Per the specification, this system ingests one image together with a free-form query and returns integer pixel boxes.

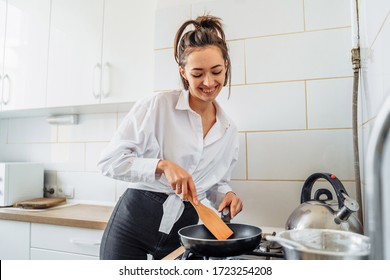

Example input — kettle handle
[314,188,333,201]
[301,173,348,209]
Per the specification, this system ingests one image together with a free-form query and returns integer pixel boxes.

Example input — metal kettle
[286,173,363,234]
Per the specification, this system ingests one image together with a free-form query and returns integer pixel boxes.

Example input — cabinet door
[0,0,6,110]
[31,248,98,260]
[0,220,30,260]
[31,223,103,258]
[1,0,51,111]
[46,0,104,107]
[100,0,156,104]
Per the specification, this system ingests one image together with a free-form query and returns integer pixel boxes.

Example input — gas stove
[174,232,284,260]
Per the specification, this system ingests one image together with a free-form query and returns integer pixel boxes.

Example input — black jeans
[100,188,198,260]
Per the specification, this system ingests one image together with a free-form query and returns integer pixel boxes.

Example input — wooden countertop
[0,204,113,230]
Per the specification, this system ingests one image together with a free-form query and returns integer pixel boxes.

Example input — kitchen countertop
[0,203,283,233]
[0,204,114,230]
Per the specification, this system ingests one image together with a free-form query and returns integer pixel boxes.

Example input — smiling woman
[97,15,242,260]
[174,15,232,96]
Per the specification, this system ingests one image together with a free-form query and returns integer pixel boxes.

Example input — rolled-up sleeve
[98,102,161,183]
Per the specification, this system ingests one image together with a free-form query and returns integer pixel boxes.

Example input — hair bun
[195,15,224,39]
[197,16,217,28]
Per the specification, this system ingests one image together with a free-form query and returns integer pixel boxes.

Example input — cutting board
[15,197,67,209]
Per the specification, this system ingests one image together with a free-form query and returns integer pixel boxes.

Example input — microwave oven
[0,162,44,206]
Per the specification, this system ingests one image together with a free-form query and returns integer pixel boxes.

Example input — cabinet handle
[1,74,10,105]
[102,62,110,98]
[69,238,101,247]
[93,63,102,99]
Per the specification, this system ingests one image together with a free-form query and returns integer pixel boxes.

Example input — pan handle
[221,207,231,223]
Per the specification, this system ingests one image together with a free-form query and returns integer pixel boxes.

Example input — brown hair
[174,15,231,93]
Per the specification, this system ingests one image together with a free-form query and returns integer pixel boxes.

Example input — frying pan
[178,223,262,257]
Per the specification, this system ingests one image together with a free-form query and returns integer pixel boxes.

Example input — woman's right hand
[156,160,198,204]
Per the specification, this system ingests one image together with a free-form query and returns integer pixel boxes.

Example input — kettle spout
[334,193,360,224]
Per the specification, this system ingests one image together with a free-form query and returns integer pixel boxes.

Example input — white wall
[154,0,357,227]
[358,0,390,241]
[359,0,390,163]
[0,0,358,228]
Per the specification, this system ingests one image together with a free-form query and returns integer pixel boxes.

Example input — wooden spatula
[187,193,233,240]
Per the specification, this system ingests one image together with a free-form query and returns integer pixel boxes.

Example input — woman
[98,15,243,260]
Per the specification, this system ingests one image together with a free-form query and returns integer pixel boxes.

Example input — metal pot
[286,173,363,233]
[267,229,370,260]
[178,223,262,257]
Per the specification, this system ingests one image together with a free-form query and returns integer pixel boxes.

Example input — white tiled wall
[358,0,390,216]
[0,0,360,228]
[153,0,355,227]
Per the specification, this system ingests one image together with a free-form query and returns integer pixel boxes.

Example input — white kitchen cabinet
[46,0,104,107]
[30,223,103,260]
[31,247,98,260]
[0,219,30,260]
[0,0,50,111]
[100,0,155,103]
[0,0,6,111]
[46,0,156,108]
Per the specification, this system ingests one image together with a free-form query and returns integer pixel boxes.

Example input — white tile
[2,143,85,171]
[228,40,245,85]
[154,49,181,91]
[246,28,352,83]
[157,0,210,9]
[360,58,384,123]
[307,78,353,129]
[231,133,246,180]
[362,119,374,161]
[304,0,350,31]
[58,113,117,142]
[48,143,85,171]
[360,15,390,122]
[0,143,43,162]
[57,172,116,204]
[0,144,6,161]
[217,82,306,131]
[0,119,7,144]
[7,117,57,143]
[229,181,302,228]
[86,142,108,172]
[247,129,355,180]
[154,4,191,49]
[229,179,358,228]
[359,0,390,48]
[192,0,304,40]
[362,120,374,184]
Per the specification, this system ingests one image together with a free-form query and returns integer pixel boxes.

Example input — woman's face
[180,46,227,104]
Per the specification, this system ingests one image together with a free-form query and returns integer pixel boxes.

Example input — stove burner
[176,232,285,260]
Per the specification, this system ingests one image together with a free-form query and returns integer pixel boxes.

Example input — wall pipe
[350,0,363,226]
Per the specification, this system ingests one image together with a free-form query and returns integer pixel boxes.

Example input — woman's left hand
[218,192,243,218]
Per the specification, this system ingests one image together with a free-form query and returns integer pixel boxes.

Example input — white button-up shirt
[98,90,239,234]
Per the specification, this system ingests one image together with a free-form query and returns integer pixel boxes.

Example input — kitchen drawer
[31,248,98,260]
[31,223,103,257]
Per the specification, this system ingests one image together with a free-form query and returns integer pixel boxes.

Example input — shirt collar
[175,90,231,129]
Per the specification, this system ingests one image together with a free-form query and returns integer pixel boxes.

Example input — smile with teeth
[201,86,218,94]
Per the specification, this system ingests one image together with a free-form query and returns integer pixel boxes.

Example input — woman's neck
[189,94,217,138]
[189,95,215,117]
